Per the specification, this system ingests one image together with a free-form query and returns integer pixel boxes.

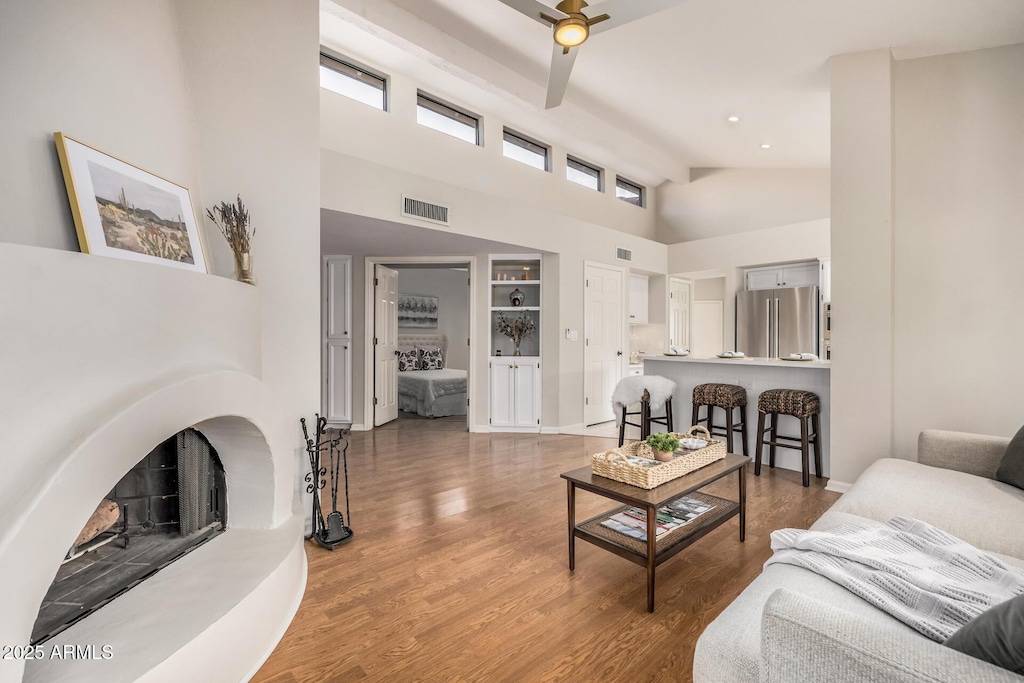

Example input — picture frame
[398,294,439,329]
[54,132,208,273]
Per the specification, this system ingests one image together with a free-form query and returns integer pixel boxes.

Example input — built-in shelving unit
[489,254,542,432]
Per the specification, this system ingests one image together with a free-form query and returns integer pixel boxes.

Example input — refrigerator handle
[774,298,780,358]
[765,299,771,357]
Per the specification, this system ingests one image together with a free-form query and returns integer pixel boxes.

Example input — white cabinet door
[325,257,351,338]
[490,359,516,428]
[628,274,649,325]
[325,340,351,423]
[512,359,540,428]
[779,263,819,289]
[746,269,780,291]
[322,256,352,426]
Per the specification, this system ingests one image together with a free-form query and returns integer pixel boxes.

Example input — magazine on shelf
[600,496,715,541]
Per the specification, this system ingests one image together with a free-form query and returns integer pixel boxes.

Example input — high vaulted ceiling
[324,0,1023,184]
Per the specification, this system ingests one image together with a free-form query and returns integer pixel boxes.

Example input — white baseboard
[825,480,852,494]
[540,426,560,435]
[349,423,369,432]
[558,423,587,435]
[470,424,490,433]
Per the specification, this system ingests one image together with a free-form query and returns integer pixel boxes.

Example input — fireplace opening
[31,428,227,644]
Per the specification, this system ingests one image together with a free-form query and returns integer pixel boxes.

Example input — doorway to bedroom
[371,259,474,432]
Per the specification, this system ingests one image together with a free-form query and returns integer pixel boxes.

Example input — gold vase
[234,251,255,285]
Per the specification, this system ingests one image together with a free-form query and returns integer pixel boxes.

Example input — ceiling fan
[498,0,684,108]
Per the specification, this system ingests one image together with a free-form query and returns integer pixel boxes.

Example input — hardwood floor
[254,429,839,683]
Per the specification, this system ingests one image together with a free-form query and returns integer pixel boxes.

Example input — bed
[397,333,467,418]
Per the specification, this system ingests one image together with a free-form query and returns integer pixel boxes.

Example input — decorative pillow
[397,348,420,372]
[995,424,1024,490]
[420,346,444,370]
[943,593,1024,674]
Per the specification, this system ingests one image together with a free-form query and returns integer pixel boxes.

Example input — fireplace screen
[31,428,227,644]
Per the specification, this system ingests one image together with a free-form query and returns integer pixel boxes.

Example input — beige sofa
[693,430,1024,682]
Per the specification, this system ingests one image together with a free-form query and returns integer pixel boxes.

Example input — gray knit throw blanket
[765,517,1024,641]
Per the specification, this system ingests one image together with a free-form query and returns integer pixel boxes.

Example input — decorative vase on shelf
[509,288,525,307]
[513,339,522,357]
[234,251,255,285]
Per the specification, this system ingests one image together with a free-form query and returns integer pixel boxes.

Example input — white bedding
[397,368,467,417]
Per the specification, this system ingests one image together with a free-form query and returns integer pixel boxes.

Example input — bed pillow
[397,348,420,372]
[420,346,444,370]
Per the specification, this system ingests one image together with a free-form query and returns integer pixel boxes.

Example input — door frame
[582,260,629,426]
[363,255,478,431]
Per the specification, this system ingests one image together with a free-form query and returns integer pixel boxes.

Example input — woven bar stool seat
[755,389,822,487]
[693,383,748,409]
[757,389,820,418]
[691,383,748,456]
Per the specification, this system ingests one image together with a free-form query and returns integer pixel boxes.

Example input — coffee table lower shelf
[576,491,739,564]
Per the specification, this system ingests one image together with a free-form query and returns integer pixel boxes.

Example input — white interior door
[692,300,724,357]
[584,263,624,425]
[669,278,690,351]
[374,265,399,426]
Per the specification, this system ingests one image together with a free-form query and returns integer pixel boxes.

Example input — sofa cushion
[945,594,1024,675]
[995,425,1024,491]
[830,458,1024,560]
[693,511,919,683]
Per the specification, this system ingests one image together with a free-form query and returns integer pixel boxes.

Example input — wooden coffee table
[561,453,749,612]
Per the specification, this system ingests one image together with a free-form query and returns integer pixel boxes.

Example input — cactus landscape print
[88,162,194,263]
[54,133,207,273]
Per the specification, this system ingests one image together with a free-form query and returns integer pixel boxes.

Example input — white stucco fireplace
[0,243,306,683]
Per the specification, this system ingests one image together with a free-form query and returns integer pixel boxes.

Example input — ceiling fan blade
[495,0,567,27]
[587,0,685,35]
[545,42,579,109]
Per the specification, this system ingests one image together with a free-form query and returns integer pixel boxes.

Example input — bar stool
[691,383,749,456]
[754,389,822,487]
[612,375,676,447]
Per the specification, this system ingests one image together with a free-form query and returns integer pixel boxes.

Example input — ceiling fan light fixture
[554,17,589,48]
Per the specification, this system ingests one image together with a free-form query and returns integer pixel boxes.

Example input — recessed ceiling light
[760,143,772,149]
[727,116,740,122]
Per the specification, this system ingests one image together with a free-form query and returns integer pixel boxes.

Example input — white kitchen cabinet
[745,262,820,290]
[628,364,644,377]
[322,256,352,425]
[629,273,649,325]
[489,358,540,429]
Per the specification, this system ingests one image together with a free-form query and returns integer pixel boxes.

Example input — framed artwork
[398,294,439,328]
[54,132,208,273]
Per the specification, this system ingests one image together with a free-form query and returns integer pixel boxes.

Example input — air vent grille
[402,195,449,225]
[616,247,633,262]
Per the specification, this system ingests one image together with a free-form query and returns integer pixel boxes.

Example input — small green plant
[645,433,680,453]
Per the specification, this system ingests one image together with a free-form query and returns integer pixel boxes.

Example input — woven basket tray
[592,426,726,489]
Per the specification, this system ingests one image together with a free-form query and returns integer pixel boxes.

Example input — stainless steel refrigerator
[736,286,818,358]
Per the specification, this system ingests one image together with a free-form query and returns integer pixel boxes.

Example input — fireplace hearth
[31,429,226,644]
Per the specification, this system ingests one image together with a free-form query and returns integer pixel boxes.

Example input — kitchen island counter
[642,355,831,480]
[639,354,829,369]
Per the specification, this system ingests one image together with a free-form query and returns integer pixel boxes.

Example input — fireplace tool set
[301,415,353,549]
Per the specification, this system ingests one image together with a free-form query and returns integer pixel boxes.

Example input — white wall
[0,0,205,252]
[175,0,322,443]
[668,219,831,350]
[394,266,471,370]
[694,277,726,301]
[891,44,1024,460]
[657,168,830,243]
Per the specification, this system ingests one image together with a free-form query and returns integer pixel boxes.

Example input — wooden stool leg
[618,404,627,447]
[725,405,735,454]
[666,398,674,433]
[800,416,810,487]
[812,412,823,478]
[739,405,750,457]
[768,413,778,469]
[641,400,651,440]
[691,402,699,429]
[754,411,766,476]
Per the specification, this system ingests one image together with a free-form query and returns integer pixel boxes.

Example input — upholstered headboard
[398,333,448,363]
